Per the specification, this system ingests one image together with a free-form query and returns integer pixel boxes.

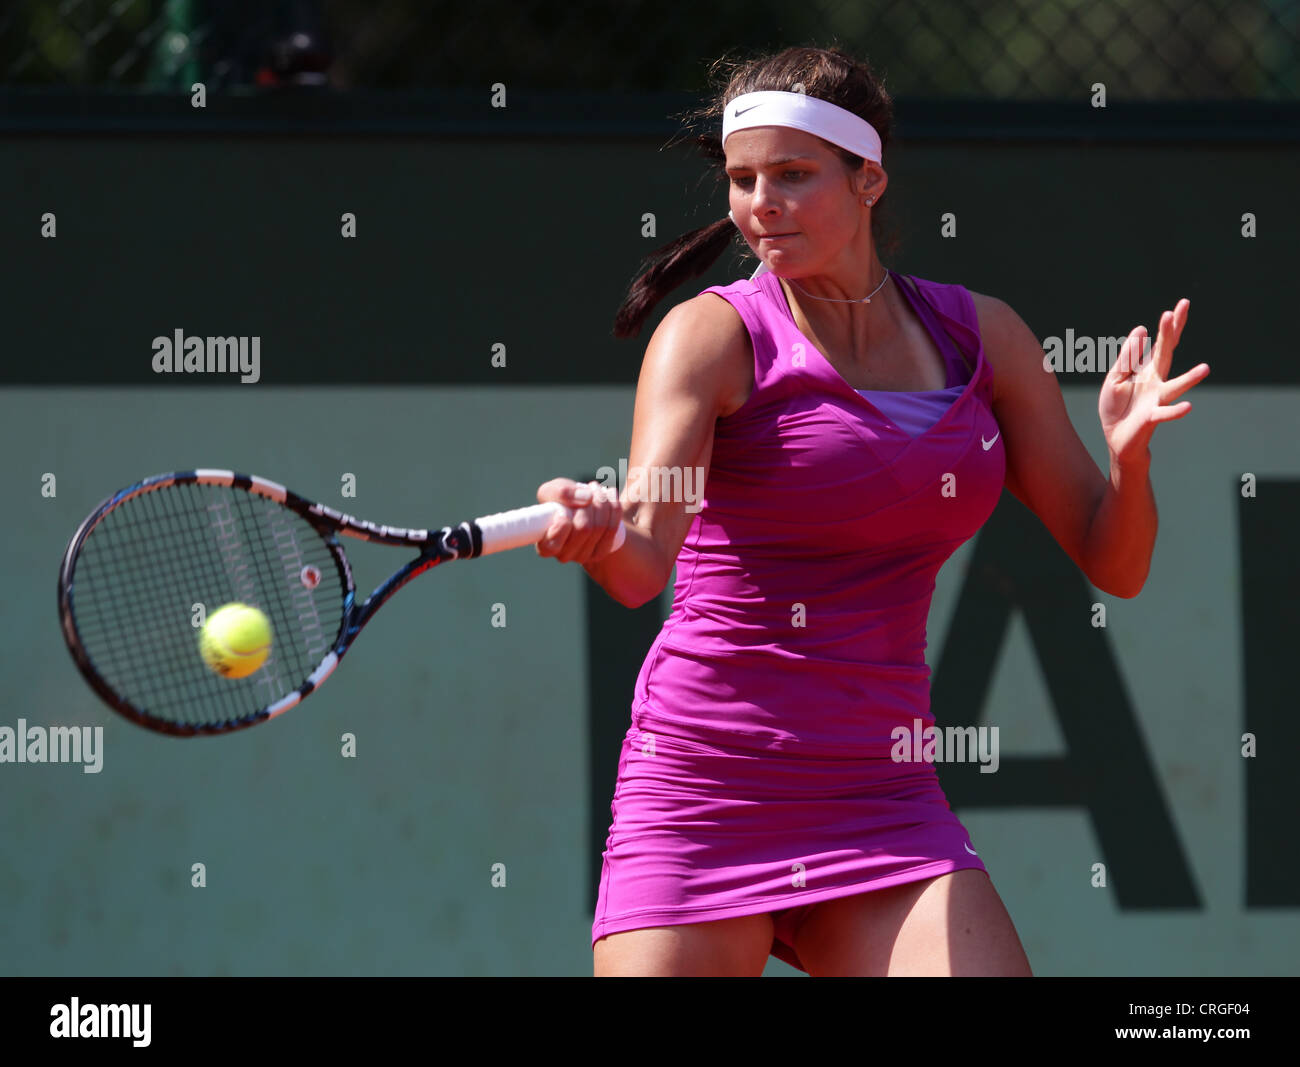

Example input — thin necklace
[787,269,891,304]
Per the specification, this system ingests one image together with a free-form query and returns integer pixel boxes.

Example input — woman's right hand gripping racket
[57,469,624,737]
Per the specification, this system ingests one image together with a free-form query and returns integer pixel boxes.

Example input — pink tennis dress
[591,268,1007,972]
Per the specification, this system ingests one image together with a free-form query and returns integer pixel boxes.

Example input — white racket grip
[474,501,627,556]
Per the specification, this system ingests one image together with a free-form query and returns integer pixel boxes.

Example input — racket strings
[68,483,346,729]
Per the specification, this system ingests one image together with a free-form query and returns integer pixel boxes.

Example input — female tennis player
[536,45,1207,977]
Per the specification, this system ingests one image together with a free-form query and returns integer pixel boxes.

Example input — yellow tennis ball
[199,603,272,679]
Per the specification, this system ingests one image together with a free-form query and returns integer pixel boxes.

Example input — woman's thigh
[793,869,1033,977]
[594,912,776,977]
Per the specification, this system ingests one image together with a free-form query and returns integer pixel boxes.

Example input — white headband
[721,90,882,163]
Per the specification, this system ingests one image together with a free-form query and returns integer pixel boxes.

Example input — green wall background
[3,384,1296,976]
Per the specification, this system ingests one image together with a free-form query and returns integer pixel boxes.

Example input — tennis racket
[57,469,624,737]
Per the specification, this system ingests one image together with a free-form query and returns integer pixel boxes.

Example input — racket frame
[58,469,539,736]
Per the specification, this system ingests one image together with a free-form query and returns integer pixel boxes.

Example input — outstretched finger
[1161,361,1210,403]
[1149,400,1193,424]
[1155,300,1191,374]
[1113,326,1148,378]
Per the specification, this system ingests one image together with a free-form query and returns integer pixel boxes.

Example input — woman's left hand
[1099,299,1208,465]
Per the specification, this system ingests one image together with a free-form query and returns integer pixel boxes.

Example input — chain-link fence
[2,0,1298,98]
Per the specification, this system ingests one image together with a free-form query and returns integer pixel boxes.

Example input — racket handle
[475,501,627,556]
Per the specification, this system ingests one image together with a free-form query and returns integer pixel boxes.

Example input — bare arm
[536,294,751,608]
[974,290,1202,598]
[972,292,1109,582]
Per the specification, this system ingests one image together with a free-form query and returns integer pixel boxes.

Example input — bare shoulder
[966,290,1042,406]
[644,292,753,418]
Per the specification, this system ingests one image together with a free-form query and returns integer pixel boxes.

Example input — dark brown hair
[612,44,899,339]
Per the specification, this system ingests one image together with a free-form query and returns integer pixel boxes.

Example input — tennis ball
[199,602,272,679]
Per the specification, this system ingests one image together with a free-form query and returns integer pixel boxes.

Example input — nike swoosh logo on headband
[734,103,764,116]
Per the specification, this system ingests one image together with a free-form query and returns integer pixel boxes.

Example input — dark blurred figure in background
[203,0,332,89]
